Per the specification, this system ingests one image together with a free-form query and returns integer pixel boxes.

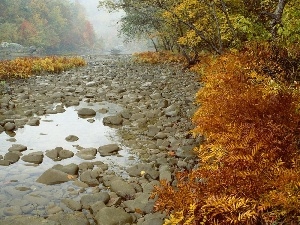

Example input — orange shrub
[153,44,300,224]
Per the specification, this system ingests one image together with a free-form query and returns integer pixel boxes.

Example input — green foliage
[0,0,96,52]
[0,56,86,79]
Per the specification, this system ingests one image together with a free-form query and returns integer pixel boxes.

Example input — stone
[4,122,15,131]
[76,147,97,160]
[47,212,89,225]
[95,207,133,225]
[103,115,123,126]
[4,152,20,163]
[61,199,82,211]
[123,192,155,214]
[27,118,40,126]
[3,206,22,216]
[80,192,110,209]
[127,163,159,180]
[8,144,27,152]
[36,168,70,185]
[21,151,44,164]
[90,201,106,214]
[80,170,100,186]
[110,179,136,198]
[52,163,79,175]
[0,215,58,225]
[98,144,120,156]
[77,108,96,117]
[65,135,79,142]
[0,159,10,166]
[58,149,74,159]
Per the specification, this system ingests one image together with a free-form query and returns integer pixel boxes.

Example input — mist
[74,0,152,54]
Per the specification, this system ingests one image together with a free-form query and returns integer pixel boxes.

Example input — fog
[75,0,152,54]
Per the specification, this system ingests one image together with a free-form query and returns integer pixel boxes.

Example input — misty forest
[0,0,300,225]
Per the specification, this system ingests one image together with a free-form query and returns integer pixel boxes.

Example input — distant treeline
[0,0,96,53]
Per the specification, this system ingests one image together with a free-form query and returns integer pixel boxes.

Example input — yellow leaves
[133,51,185,64]
[0,56,86,79]
[178,30,201,47]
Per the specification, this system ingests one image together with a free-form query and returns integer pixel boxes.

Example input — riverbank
[0,55,200,225]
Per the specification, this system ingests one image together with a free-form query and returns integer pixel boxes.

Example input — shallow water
[0,101,138,218]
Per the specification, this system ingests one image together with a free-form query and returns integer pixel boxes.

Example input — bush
[152,43,300,224]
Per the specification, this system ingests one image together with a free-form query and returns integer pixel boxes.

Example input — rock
[127,163,159,180]
[46,147,74,161]
[80,192,110,209]
[110,179,136,198]
[4,152,20,163]
[21,151,44,164]
[94,207,133,225]
[80,170,100,187]
[47,205,63,215]
[27,118,40,126]
[4,122,15,131]
[76,148,97,160]
[65,135,79,142]
[3,206,22,216]
[159,165,172,183]
[140,213,165,225]
[0,159,10,166]
[52,163,79,175]
[98,144,120,156]
[47,212,89,225]
[103,115,123,126]
[36,168,70,185]
[164,104,179,117]
[0,215,58,225]
[77,108,96,117]
[154,132,168,139]
[58,149,74,159]
[8,144,27,152]
[90,201,106,214]
[124,192,155,214]
[61,199,82,211]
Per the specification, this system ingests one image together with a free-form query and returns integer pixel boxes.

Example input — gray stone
[123,192,155,214]
[110,179,136,198]
[103,115,123,126]
[52,163,79,175]
[98,144,120,156]
[4,152,20,163]
[0,215,58,225]
[58,149,74,159]
[4,122,15,131]
[0,159,10,166]
[127,163,159,180]
[27,118,40,126]
[76,147,97,160]
[47,212,89,225]
[21,151,44,164]
[95,207,133,225]
[61,199,82,211]
[80,170,100,187]
[36,168,70,185]
[77,108,96,117]
[8,144,27,152]
[80,192,110,209]
[65,135,79,142]
[90,201,106,214]
[3,206,22,216]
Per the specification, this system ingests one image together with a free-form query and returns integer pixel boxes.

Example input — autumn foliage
[152,43,300,224]
[133,51,185,64]
[0,56,86,79]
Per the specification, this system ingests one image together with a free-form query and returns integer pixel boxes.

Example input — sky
[74,0,152,54]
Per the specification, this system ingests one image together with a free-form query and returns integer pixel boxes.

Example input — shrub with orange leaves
[133,51,186,64]
[0,56,86,79]
[152,43,300,224]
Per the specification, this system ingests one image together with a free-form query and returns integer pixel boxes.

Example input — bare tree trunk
[271,0,289,39]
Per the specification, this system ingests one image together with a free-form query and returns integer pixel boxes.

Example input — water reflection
[0,101,138,218]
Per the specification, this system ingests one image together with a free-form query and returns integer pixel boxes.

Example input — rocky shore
[0,55,201,225]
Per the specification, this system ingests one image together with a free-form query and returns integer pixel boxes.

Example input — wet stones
[8,144,27,152]
[65,135,79,142]
[103,115,123,126]
[98,144,120,156]
[21,151,44,164]
[76,147,97,160]
[94,207,133,225]
[77,108,96,117]
[36,168,72,185]
[45,147,74,161]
